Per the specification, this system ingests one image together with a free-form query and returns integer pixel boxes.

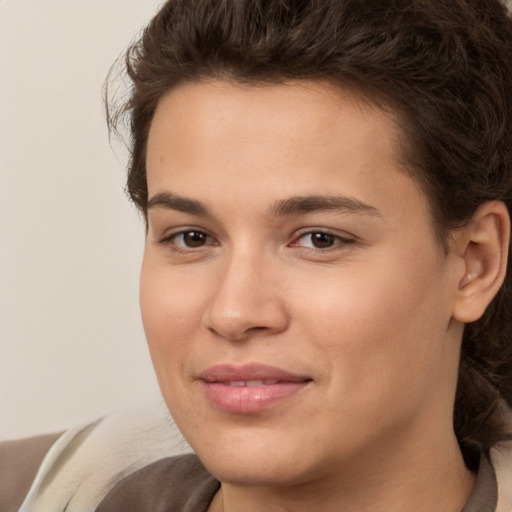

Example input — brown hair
[107,0,512,455]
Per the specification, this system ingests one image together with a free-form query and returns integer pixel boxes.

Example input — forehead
[148,80,398,153]
[148,81,402,179]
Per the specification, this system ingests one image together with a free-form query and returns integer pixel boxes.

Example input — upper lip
[199,363,312,383]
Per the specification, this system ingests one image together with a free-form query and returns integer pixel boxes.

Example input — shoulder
[14,403,194,512]
[0,432,63,512]
[490,440,512,512]
[95,453,219,512]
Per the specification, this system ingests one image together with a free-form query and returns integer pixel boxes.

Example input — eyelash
[158,230,217,251]
[157,229,355,252]
[289,230,355,251]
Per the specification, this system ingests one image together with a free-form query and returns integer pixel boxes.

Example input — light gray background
[0,0,164,439]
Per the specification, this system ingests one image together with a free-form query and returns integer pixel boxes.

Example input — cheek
[304,251,452,411]
[139,257,206,381]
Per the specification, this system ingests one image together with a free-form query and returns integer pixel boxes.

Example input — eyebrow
[269,195,381,218]
[146,192,380,219]
[147,192,210,216]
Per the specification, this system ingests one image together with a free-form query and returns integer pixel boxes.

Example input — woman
[5,0,512,510]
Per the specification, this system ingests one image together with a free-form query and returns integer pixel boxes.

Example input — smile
[199,364,312,414]
[227,380,280,386]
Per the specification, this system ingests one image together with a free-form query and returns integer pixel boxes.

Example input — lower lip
[202,381,310,414]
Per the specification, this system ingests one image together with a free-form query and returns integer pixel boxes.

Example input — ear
[453,201,510,323]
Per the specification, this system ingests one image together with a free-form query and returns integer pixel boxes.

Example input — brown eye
[309,232,337,249]
[290,230,355,251]
[158,229,218,252]
[181,231,209,247]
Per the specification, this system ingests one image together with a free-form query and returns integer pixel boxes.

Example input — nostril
[207,323,277,342]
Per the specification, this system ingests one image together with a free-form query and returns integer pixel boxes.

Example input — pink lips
[199,364,312,414]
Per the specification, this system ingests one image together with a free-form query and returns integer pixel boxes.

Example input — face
[141,81,464,487]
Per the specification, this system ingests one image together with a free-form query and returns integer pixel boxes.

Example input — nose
[202,252,289,342]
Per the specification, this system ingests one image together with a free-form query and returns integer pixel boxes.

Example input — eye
[160,230,215,249]
[290,231,354,250]
[179,231,209,247]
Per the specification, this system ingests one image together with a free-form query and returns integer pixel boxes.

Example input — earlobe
[453,201,510,323]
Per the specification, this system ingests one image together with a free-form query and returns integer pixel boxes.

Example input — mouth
[199,363,313,414]
[221,379,288,386]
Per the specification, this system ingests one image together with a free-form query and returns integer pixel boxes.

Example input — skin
[140,80,503,511]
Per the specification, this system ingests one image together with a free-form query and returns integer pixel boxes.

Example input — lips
[199,364,312,414]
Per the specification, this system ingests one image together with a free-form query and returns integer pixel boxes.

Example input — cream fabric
[491,441,512,512]
[18,402,192,512]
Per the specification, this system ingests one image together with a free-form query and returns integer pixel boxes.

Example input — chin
[187,426,328,487]
[203,453,314,487]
